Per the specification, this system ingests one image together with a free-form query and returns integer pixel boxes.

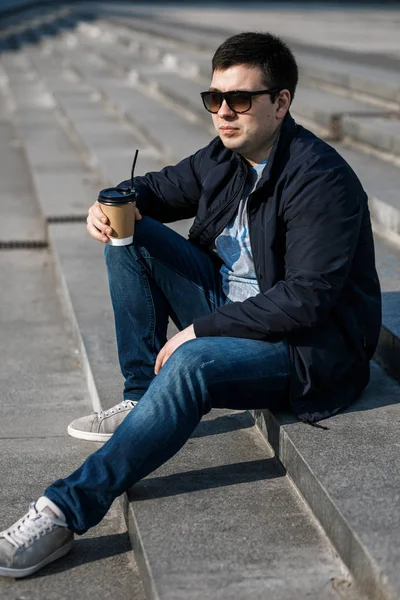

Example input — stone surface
[54,40,213,162]
[1,52,101,219]
[252,361,400,600]
[0,119,46,245]
[330,142,400,244]
[124,410,357,600]
[0,249,145,598]
[374,234,400,380]
[48,222,124,412]
[343,115,400,155]
[292,87,390,135]
[297,52,400,105]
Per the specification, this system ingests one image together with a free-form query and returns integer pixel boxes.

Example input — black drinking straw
[130,149,139,189]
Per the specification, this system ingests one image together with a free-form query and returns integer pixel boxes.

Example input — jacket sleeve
[117,150,204,223]
[193,166,364,340]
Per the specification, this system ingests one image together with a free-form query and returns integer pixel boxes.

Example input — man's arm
[193,166,364,340]
[118,150,204,223]
[87,143,213,242]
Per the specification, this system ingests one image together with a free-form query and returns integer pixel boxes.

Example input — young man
[0,32,381,577]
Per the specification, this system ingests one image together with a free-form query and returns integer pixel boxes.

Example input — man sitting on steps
[0,31,381,578]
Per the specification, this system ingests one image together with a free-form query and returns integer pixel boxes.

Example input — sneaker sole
[67,425,112,442]
[0,539,73,578]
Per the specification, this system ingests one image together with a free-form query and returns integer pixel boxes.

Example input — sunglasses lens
[226,92,251,113]
[202,92,221,113]
[201,91,252,113]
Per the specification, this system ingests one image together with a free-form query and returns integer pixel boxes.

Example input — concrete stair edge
[250,404,398,600]
[121,494,160,600]
[47,223,103,413]
[376,324,400,385]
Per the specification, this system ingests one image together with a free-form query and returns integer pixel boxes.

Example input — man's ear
[276,89,291,119]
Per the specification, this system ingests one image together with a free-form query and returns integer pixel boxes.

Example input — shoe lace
[98,399,137,420]
[1,503,66,549]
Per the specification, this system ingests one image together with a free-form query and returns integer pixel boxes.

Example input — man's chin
[219,135,244,151]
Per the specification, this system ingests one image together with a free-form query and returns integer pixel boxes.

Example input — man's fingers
[86,220,109,243]
[135,207,142,220]
[91,201,108,222]
[155,346,168,375]
[89,203,110,232]
[161,353,170,369]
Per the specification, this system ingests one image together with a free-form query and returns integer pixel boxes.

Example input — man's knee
[167,339,216,375]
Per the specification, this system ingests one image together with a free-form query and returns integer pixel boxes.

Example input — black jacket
[121,113,382,421]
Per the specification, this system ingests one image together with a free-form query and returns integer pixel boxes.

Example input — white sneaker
[0,497,73,578]
[67,399,138,442]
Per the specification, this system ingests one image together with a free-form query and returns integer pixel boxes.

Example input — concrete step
[124,409,362,600]
[0,248,145,599]
[252,360,400,600]
[89,9,400,109]
[25,46,162,184]
[53,43,213,163]
[0,71,46,247]
[0,51,99,221]
[342,115,400,159]
[291,87,395,140]
[93,17,400,111]
[296,52,400,109]
[18,29,211,164]
[83,17,212,80]
[331,142,400,248]
[5,16,212,160]
[373,234,400,384]
[97,11,223,54]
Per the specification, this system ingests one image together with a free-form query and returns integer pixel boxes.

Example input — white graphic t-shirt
[215,160,267,302]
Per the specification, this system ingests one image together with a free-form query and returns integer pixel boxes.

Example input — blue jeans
[45,217,290,534]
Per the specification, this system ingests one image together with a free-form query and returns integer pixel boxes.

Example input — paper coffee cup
[98,186,137,246]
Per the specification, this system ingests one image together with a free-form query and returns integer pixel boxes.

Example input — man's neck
[242,124,281,166]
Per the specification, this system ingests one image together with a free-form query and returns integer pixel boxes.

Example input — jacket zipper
[246,187,263,292]
[190,163,248,242]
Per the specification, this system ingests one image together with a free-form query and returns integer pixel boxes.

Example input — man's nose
[217,99,236,118]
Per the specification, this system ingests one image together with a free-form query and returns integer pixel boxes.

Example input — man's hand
[86,200,142,243]
[155,325,196,374]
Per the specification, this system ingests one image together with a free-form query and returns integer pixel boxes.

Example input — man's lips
[220,126,240,134]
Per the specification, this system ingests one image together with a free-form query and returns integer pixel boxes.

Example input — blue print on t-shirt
[215,160,267,302]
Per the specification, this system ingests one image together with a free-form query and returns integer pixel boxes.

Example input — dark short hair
[212,32,298,103]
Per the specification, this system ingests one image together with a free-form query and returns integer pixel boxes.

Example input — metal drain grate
[0,240,48,250]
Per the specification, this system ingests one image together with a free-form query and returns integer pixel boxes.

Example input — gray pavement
[0,250,145,599]
[0,79,46,245]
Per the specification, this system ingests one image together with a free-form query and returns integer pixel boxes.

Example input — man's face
[209,64,287,163]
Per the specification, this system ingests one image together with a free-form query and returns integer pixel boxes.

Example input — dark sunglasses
[200,89,280,114]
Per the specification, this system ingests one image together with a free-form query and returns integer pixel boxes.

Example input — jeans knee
[168,339,215,376]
